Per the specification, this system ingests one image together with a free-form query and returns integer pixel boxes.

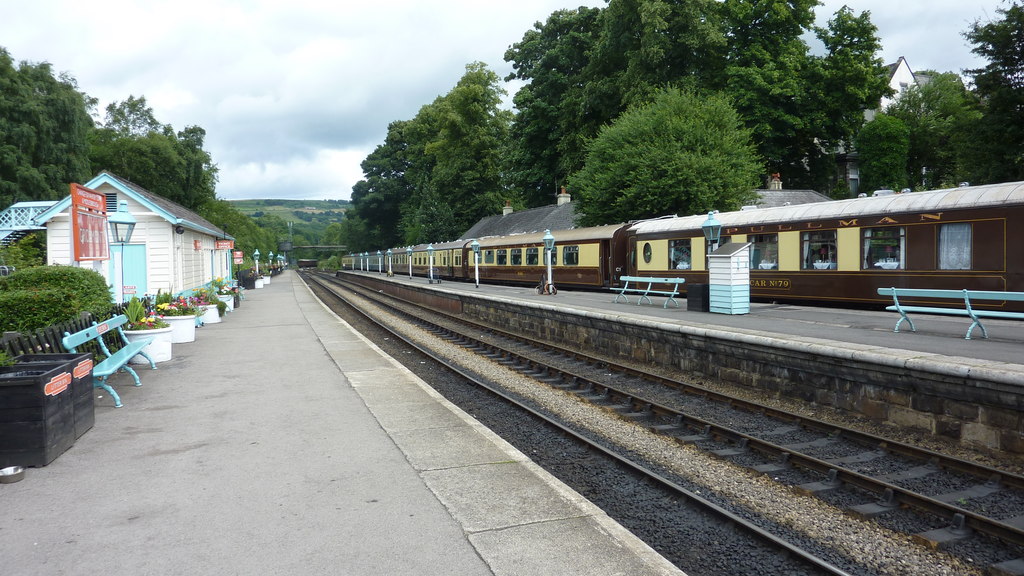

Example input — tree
[504,7,603,206]
[89,96,218,211]
[856,114,910,193]
[886,72,982,189]
[0,48,94,206]
[964,1,1024,183]
[569,88,760,227]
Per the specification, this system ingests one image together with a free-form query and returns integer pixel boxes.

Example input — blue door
[109,244,147,302]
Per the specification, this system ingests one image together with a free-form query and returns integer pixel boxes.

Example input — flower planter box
[199,304,221,324]
[124,326,173,364]
[218,294,234,312]
[163,315,197,343]
[12,354,94,440]
[0,361,78,467]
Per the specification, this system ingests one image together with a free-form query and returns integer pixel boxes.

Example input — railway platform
[367,271,1024,370]
[0,271,683,576]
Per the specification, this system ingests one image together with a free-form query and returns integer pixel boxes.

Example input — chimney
[769,173,782,190]
[503,200,513,216]
[556,186,571,206]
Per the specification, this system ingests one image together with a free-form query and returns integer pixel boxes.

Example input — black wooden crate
[14,354,95,439]
[0,361,77,468]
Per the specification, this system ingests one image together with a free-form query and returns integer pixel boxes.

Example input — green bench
[62,314,157,408]
[877,287,1024,340]
[613,276,686,309]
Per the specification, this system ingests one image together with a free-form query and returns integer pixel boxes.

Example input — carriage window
[802,231,837,270]
[939,223,972,270]
[511,248,522,266]
[485,250,494,264]
[862,227,904,270]
[454,253,461,266]
[750,234,778,269]
[642,242,653,264]
[669,239,691,270]
[526,247,539,266]
[562,245,579,266]
[496,249,507,265]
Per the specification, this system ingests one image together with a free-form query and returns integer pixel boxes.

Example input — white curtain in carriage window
[938,222,972,270]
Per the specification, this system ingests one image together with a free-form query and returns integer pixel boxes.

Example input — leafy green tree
[504,7,603,205]
[0,48,94,206]
[89,96,217,211]
[886,72,982,189]
[346,120,415,251]
[569,88,760,226]
[964,1,1024,183]
[856,114,910,192]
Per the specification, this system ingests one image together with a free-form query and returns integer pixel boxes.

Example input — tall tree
[0,48,94,206]
[89,96,217,211]
[569,88,760,226]
[856,114,910,193]
[886,71,982,189]
[964,0,1024,183]
[504,7,602,206]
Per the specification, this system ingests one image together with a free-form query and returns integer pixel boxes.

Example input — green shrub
[0,266,113,332]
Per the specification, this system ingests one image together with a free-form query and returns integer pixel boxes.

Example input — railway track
[304,271,1019,574]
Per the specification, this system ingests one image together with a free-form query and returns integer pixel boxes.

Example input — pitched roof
[462,202,577,239]
[33,171,231,239]
[751,189,833,208]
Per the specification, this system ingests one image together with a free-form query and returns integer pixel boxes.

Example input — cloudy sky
[0,0,1008,201]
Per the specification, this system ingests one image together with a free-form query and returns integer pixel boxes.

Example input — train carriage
[627,181,1024,309]
[471,224,629,289]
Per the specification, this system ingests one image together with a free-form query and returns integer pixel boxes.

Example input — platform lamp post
[386,249,393,276]
[701,211,722,269]
[426,244,435,283]
[406,247,413,278]
[377,250,383,274]
[268,251,274,274]
[543,229,555,295]
[471,239,480,288]
[253,248,260,276]
[108,201,136,303]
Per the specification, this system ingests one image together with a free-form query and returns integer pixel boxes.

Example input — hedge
[0,266,113,333]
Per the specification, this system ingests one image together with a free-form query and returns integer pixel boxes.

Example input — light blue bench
[613,276,686,308]
[878,287,1024,340]
[62,314,157,407]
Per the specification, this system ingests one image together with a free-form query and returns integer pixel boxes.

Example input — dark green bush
[0,266,113,332]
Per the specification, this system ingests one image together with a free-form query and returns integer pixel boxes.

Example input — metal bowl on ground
[0,466,25,483]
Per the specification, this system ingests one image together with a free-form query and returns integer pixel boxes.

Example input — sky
[0,0,1010,202]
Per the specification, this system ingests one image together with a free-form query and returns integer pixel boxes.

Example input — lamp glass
[701,212,722,243]
[543,229,554,251]
[471,239,480,254]
[108,201,136,244]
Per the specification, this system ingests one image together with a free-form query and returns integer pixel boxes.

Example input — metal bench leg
[613,292,630,304]
[120,365,144,387]
[894,314,915,333]
[136,350,158,370]
[94,377,123,408]
[965,319,988,340]
[663,296,679,309]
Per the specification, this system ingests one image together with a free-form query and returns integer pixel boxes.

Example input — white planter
[254,278,264,289]
[218,294,234,312]
[200,304,221,324]
[164,315,197,343]
[124,326,173,364]
[262,275,271,285]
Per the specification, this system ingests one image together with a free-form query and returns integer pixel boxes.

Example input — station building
[34,171,234,301]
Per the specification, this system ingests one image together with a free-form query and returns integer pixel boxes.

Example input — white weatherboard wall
[708,242,751,315]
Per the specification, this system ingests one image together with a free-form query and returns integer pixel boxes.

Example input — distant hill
[230,199,349,225]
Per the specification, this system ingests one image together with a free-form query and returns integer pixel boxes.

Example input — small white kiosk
[708,242,752,315]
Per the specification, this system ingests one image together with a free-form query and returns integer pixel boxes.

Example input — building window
[669,239,691,270]
[862,227,904,270]
[496,249,507,266]
[562,245,579,266]
[526,247,539,266]
[750,234,778,269]
[511,248,522,266]
[802,230,836,270]
[938,223,971,270]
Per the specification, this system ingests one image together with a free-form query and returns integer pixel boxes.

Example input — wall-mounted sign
[216,240,234,250]
[193,240,202,251]
[70,183,108,261]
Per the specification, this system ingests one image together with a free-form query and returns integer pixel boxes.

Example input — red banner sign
[216,240,234,250]
[70,183,108,261]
